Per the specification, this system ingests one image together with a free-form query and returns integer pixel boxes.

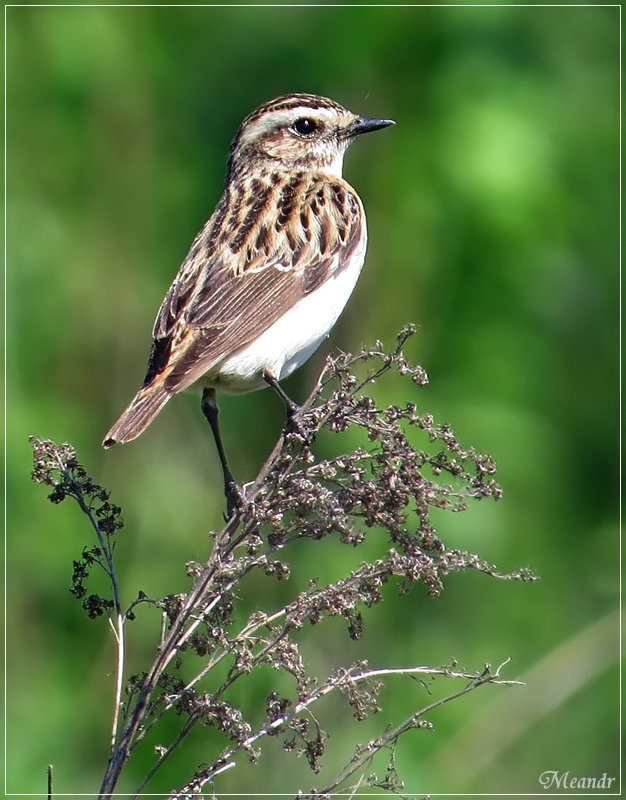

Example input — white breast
[210,230,368,394]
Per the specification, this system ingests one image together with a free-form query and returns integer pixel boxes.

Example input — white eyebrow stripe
[237,106,346,150]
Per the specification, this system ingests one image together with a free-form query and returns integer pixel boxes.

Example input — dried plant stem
[173,660,522,797]
[30,328,535,798]
[108,611,125,748]
[44,448,127,750]
[304,665,515,799]
[131,716,198,798]
[98,552,231,795]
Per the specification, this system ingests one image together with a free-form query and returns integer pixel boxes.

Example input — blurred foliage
[6,5,619,798]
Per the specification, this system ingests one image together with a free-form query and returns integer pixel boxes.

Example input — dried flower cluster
[30,326,535,798]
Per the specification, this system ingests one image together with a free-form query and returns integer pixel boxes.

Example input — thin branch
[171,660,521,796]
[48,449,127,751]
[303,660,520,799]
[131,715,199,798]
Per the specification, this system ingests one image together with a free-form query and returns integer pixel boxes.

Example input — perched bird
[104,92,394,514]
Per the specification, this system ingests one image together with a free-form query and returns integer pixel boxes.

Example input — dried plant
[30,326,536,798]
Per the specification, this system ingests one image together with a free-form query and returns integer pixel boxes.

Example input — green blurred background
[6,5,619,797]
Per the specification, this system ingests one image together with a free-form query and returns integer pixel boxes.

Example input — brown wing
[146,171,365,394]
[103,171,364,447]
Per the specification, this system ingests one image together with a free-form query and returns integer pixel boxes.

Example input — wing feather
[144,171,364,394]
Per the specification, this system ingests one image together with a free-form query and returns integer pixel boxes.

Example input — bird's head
[227,93,394,179]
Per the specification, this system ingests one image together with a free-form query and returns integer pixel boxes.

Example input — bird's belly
[210,243,366,394]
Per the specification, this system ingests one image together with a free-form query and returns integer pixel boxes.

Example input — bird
[103,92,394,515]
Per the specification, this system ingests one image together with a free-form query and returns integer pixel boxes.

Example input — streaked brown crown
[240,93,347,125]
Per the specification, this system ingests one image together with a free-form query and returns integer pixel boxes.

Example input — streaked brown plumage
[103,93,393,512]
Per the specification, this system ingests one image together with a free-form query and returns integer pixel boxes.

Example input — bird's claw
[224,480,245,521]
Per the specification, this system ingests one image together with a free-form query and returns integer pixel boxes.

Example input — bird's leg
[263,371,311,442]
[263,371,299,418]
[201,387,243,517]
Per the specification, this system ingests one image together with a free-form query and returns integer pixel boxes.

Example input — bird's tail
[103,382,172,447]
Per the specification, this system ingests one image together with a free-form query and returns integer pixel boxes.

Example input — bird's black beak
[348,116,395,137]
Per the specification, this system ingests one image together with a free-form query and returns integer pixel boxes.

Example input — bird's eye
[293,117,318,136]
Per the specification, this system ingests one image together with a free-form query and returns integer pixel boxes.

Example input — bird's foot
[224,479,245,521]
